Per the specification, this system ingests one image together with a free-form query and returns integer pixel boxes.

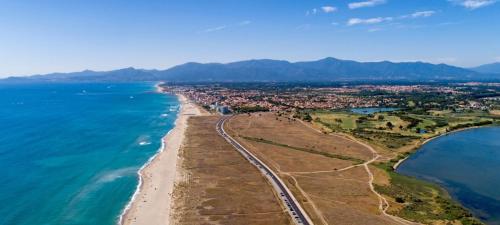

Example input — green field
[375,163,483,225]
[311,109,497,150]
[312,111,358,130]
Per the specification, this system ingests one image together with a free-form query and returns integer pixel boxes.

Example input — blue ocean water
[397,127,500,224]
[0,83,178,225]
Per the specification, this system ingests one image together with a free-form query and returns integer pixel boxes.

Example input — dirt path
[287,174,330,225]
[298,120,419,225]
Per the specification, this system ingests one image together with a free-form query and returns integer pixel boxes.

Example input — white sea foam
[136,135,151,146]
[70,167,138,206]
[118,93,183,225]
[97,167,137,184]
[169,105,179,112]
[118,131,169,225]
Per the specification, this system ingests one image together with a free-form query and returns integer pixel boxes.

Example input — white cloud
[331,22,340,26]
[203,25,227,33]
[399,10,436,19]
[201,21,250,33]
[449,0,497,9]
[410,10,436,18]
[239,20,251,26]
[348,0,386,9]
[295,24,312,31]
[321,6,338,13]
[437,21,460,26]
[347,17,393,26]
[495,56,500,62]
[345,10,436,31]
[307,7,336,16]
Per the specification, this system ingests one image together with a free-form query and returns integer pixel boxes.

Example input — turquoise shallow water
[397,127,500,224]
[0,83,178,225]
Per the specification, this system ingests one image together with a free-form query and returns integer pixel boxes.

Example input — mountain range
[470,62,500,74]
[2,57,499,83]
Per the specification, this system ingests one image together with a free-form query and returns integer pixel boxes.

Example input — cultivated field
[226,113,400,225]
[171,116,291,225]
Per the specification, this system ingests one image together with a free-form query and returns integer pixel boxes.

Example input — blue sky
[0,0,499,77]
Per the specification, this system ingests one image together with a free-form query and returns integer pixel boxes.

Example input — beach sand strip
[121,94,201,225]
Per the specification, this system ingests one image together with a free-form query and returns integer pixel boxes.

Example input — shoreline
[392,125,496,170]
[118,131,170,225]
[119,85,201,225]
[390,125,499,224]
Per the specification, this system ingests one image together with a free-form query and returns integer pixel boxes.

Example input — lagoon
[397,127,500,224]
[350,107,400,114]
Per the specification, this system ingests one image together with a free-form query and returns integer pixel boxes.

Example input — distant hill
[2,57,498,83]
[3,67,158,83]
[470,62,500,74]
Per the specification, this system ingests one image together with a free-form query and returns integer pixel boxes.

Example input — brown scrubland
[171,115,292,225]
[225,113,400,225]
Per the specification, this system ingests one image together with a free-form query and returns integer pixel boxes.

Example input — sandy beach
[120,92,202,225]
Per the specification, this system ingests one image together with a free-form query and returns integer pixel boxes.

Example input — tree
[386,122,394,130]
[302,113,312,122]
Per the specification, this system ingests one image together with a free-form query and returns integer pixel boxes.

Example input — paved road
[216,116,314,225]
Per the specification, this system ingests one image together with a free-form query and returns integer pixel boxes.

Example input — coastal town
[161,82,499,113]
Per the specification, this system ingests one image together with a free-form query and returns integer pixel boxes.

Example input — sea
[397,127,500,224]
[0,83,179,225]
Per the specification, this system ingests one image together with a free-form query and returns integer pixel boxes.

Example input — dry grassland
[226,113,399,225]
[171,116,291,225]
